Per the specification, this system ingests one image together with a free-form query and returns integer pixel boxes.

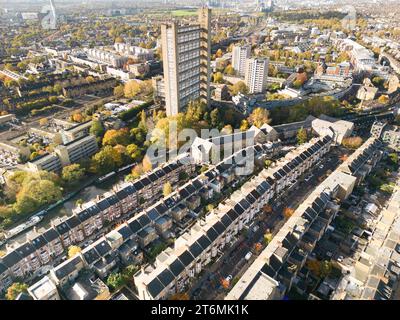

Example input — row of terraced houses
[132,135,334,299]
[0,157,193,293]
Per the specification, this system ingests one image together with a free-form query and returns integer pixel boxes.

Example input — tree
[372,76,384,87]
[53,84,63,95]
[106,272,124,290]
[320,260,333,278]
[130,127,146,145]
[297,127,308,145]
[206,204,214,212]
[381,183,395,194]
[130,164,144,180]
[248,107,271,128]
[91,145,123,174]
[123,79,153,99]
[68,245,82,259]
[264,232,273,245]
[240,119,250,132]
[126,143,141,161]
[102,129,130,146]
[86,76,95,83]
[39,118,48,127]
[13,179,62,215]
[342,136,363,149]
[62,164,85,185]
[264,159,273,168]
[0,205,14,219]
[90,120,105,138]
[293,79,303,89]
[163,182,172,197]
[283,207,295,219]
[224,65,235,75]
[215,48,223,58]
[307,259,322,277]
[124,80,142,98]
[210,108,220,128]
[221,124,233,135]
[378,95,389,104]
[113,84,125,97]
[213,72,223,83]
[263,204,273,214]
[6,283,28,300]
[142,155,152,172]
[389,153,399,165]
[230,81,248,96]
[72,112,84,123]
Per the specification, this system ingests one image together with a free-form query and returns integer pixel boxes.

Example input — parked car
[245,252,253,261]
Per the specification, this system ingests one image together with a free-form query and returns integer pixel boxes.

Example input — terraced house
[133,136,333,299]
[0,157,194,292]
[226,137,384,300]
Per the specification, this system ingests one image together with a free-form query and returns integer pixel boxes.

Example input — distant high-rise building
[232,45,251,77]
[245,58,269,94]
[161,7,211,116]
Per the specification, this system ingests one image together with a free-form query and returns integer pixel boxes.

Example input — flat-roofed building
[55,134,98,166]
[28,276,60,300]
[161,7,211,116]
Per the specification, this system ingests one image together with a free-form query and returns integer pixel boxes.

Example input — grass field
[171,9,198,17]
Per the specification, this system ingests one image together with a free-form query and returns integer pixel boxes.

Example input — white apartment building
[85,48,128,68]
[113,43,154,61]
[161,8,211,116]
[245,58,269,94]
[232,45,251,77]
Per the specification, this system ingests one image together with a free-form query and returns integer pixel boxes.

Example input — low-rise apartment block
[371,121,400,152]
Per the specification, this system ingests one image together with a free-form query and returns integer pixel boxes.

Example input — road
[190,146,346,300]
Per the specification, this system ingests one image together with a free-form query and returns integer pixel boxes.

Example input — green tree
[130,127,147,145]
[106,272,124,290]
[6,283,28,300]
[210,108,220,128]
[62,164,85,185]
[213,72,224,83]
[230,81,249,96]
[90,120,105,138]
[264,159,273,168]
[126,143,141,161]
[297,128,308,145]
[380,183,395,194]
[320,260,332,278]
[264,232,273,245]
[224,65,235,75]
[91,145,123,174]
[389,153,399,165]
[372,76,384,88]
[113,84,125,97]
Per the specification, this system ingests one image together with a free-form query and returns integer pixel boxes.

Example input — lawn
[171,9,198,17]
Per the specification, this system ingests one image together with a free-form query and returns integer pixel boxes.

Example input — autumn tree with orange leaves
[283,207,295,219]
